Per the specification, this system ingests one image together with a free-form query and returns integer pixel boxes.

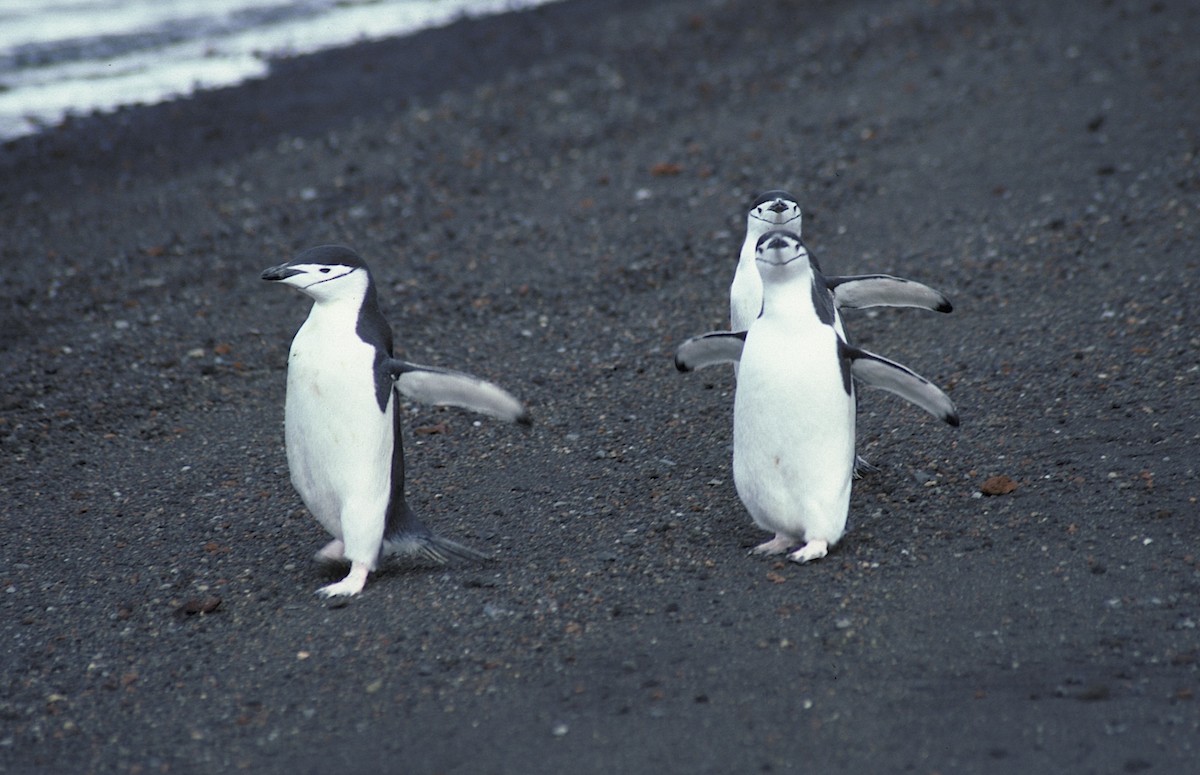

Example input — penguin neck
[309,292,366,323]
[748,213,800,235]
[745,220,784,253]
[760,271,823,325]
[318,278,392,355]
[306,272,375,322]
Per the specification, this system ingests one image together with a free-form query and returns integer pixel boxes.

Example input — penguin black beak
[769,201,789,213]
[262,264,303,282]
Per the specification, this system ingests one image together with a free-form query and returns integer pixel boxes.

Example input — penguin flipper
[675,331,747,372]
[388,360,531,425]
[827,274,953,313]
[844,344,960,426]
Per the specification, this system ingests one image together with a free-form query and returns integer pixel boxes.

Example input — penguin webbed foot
[316,562,370,598]
[750,534,795,556]
[787,540,829,564]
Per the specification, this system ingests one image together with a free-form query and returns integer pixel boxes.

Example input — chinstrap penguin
[730,190,953,343]
[730,190,955,474]
[678,230,958,563]
[262,245,530,597]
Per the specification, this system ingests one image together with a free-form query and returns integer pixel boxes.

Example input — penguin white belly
[732,321,855,560]
[284,316,392,552]
[730,253,762,380]
[729,255,763,333]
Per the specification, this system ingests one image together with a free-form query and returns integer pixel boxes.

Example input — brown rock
[980,475,1019,496]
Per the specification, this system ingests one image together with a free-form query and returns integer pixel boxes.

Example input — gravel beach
[2,0,1198,772]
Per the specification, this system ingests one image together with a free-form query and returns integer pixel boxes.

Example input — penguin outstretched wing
[387,360,531,425]
[674,331,748,372]
[826,275,953,313]
[843,344,960,426]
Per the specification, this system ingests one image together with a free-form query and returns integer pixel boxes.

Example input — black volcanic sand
[2,0,1198,772]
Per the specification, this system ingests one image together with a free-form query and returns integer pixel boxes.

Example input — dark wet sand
[2,0,1198,771]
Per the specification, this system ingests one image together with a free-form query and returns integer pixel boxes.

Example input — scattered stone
[980,475,1019,496]
[174,596,222,618]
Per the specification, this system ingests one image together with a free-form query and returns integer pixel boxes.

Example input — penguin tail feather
[384,534,490,564]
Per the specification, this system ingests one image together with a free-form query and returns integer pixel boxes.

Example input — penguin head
[754,230,811,282]
[262,245,372,304]
[747,190,802,236]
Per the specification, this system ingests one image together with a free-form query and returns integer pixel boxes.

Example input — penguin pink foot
[788,540,829,564]
[317,562,370,598]
[750,533,795,556]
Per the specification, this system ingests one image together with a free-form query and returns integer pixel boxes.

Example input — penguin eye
[319,268,331,274]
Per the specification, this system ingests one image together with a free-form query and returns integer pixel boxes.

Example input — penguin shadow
[311,551,483,581]
[309,555,475,607]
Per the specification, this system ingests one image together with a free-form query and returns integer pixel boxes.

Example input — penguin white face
[747,190,802,232]
[262,245,371,304]
[754,230,809,277]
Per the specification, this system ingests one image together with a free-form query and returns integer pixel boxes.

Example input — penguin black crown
[262,244,530,597]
